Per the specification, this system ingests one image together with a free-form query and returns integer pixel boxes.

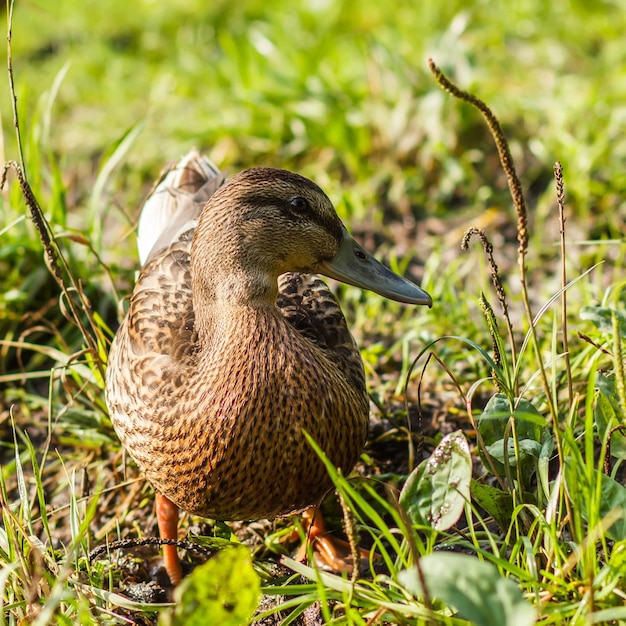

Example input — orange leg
[296,507,371,573]
[156,493,183,585]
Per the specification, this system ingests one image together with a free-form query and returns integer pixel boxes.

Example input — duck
[105,150,432,584]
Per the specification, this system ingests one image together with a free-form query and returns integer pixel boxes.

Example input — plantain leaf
[580,306,626,337]
[477,393,545,484]
[471,480,514,532]
[160,547,260,626]
[400,430,471,530]
[399,553,536,626]
[564,458,626,542]
[594,372,626,460]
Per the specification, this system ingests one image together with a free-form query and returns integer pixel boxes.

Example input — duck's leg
[297,507,371,574]
[156,493,183,585]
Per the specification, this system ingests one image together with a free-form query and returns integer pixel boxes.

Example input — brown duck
[106,150,431,583]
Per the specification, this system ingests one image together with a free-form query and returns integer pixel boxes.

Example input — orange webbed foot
[295,507,372,574]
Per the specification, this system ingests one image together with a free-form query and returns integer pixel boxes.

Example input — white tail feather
[137,150,225,265]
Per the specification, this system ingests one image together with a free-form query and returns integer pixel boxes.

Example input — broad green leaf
[477,394,545,483]
[537,434,555,500]
[398,553,536,626]
[594,373,626,460]
[597,471,626,542]
[565,459,626,542]
[485,438,542,465]
[471,480,514,532]
[580,306,626,337]
[587,607,626,622]
[399,430,471,530]
[159,547,260,626]
[478,394,545,442]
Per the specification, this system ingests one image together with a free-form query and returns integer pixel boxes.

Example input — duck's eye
[289,196,311,213]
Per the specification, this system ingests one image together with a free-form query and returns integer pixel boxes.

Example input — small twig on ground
[88,537,213,562]
[604,425,626,475]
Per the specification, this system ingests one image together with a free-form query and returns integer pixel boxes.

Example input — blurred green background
[3,0,625,228]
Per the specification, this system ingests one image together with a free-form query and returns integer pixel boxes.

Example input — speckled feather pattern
[106,152,369,520]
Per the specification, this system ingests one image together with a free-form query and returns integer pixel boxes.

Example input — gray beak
[318,226,432,306]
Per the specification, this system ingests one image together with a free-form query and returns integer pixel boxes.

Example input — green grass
[2,0,626,624]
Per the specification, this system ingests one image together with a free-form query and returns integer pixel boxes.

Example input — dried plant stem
[428,58,557,422]
[555,162,574,405]
[6,0,25,172]
[337,489,361,584]
[427,59,528,256]
[462,227,517,387]
[478,295,504,391]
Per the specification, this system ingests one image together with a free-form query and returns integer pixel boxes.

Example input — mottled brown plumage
[106,150,430,528]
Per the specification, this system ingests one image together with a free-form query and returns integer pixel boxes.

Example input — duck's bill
[319,227,432,307]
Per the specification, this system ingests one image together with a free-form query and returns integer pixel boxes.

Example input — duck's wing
[277,273,366,393]
[137,149,226,265]
[123,151,225,361]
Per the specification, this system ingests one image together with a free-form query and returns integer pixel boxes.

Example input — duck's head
[191,167,432,307]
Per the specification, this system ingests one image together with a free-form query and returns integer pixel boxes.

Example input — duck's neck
[191,266,280,342]
[189,219,285,340]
